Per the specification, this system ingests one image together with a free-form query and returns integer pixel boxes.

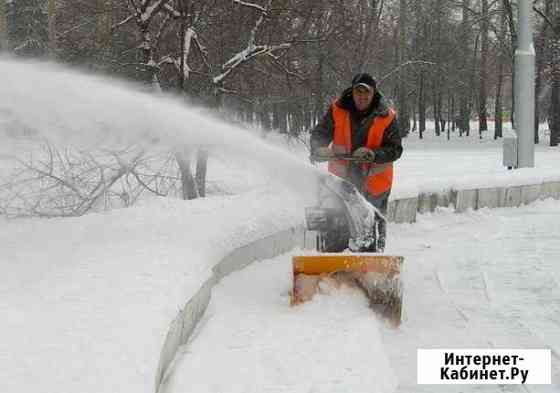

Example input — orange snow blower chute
[291,168,404,326]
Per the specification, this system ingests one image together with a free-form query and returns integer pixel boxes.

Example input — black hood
[335,87,390,117]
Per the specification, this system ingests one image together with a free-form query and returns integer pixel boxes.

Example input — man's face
[352,86,374,111]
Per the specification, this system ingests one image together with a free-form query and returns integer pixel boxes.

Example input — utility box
[503,129,518,169]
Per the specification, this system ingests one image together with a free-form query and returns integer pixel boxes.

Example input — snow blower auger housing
[291,173,404,326]
[292,254,403,326]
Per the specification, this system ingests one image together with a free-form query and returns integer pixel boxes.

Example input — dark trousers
[365,191,390,252]
[318,176,390,253]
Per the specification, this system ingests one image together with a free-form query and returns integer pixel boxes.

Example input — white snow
[159,252,397,393]
[1,57,559,393]
[0,191,304,393]
[392,135,560,199]
[159,200,560,393]
[384,199,560,392]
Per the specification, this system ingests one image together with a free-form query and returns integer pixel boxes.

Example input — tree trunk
[0,0,8,51]
[47,0,57,58]
[478,0,489,137]
[551,82,560,146]
[550,28,560,146]
[272,103,288,133]
[495,69,504,139]
[468,33,480,138]
[433,0,445,136]
[259,102,272,133]
[548,5,560,146]
[139,21,156,86]
[535,56,541,144]
[503,0,517,126]
[315,54,324,122]
[397,0,410,137]
[495,7,507,139]
[178,4,186,92]
[438,91,445,134]
[279,104,288,133]
[175,150,199,200]
[458,0,471,137]
[195,149,208,198]
[449,92,455,139]
[418,72,426,138]
[96,0,112,51]
[434,87,441,137]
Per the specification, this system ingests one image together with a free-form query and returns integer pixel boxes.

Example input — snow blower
[291,161,404,326]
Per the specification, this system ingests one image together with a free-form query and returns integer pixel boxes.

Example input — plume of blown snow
[0,56,323,201]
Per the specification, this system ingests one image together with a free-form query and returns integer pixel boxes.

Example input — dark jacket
[310,88,403,165]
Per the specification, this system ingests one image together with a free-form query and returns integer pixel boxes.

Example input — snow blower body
[291,157,404,326]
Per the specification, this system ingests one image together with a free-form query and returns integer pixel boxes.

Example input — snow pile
[160,253,398,393]
[0,191,304,393]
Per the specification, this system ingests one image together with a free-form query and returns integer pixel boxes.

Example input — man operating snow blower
[291,73,405,326]
[310,73,403,252]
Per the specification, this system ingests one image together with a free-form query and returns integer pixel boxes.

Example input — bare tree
[95,0,113,51]
[478,0,489,137]
[47,0,56,57]
[396,0,411,137]
[121,0,180,86]
[0,143,188,217]
[535,0,560,146]
[502,0,516,126]
[494,6,507,140]
[457,0,472,137]
[0,0,8,51]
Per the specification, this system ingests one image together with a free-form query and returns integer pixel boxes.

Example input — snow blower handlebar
[310,153,376,164]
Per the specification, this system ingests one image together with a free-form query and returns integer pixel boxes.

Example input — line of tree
[0,0,558,208]
[2,0,559,143]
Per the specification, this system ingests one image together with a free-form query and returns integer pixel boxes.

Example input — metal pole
[514,0,535,168]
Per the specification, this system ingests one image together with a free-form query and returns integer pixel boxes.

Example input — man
[310,73,403,251]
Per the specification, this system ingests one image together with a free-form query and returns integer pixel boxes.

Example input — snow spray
[0,56,321,202]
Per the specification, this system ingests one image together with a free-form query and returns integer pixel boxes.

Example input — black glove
[352,147,376,162]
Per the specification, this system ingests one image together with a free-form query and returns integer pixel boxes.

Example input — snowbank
[0,190,303,393]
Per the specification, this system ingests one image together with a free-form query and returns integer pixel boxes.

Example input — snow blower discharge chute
[290,167,404,326]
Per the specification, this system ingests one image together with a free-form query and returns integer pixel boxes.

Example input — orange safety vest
[328,102,396,197]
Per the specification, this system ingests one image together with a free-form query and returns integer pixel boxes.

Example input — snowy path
[162,199,560,393]
[159,253,398,393]
[384,199,560,392]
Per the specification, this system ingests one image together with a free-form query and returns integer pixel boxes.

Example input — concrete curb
[388,180,560,223]
[154,180,560,392]
[155,226,305,392]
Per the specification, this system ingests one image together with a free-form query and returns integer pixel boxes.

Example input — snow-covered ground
[393,133,560,198]
[386,199,560,392]
[160,199,560,393]
[2,135,558,393]
[0,191,304,393]
[2,58,560,393]
[159,253,397,393]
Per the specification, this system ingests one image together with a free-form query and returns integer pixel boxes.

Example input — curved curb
[389,180,560,224]
[153,180,560,392]
[155,226,307,392]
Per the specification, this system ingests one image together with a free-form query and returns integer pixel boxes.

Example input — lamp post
[514,0,535,168]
